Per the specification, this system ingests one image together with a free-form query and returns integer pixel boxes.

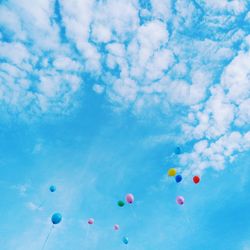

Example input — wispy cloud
[26,201,42,211]
[11,184,29,196]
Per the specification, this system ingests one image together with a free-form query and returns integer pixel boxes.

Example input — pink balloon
[114,224,119,230]
[126,193,134,204]
[88,218,94,225]
[176,196,184,205]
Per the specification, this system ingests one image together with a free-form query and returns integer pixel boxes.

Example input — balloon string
[38,199,47,209]
[166,153,174,161]
[186,213,190,224]
[41,225,54,250]
[131,205,137,220]
[84,226,90,250]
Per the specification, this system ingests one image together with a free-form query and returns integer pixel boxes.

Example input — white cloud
[109,78,138,105]
[221,51,250,103]
[0,41,29,64]
[38,74,61,98]
[53,56,81,72]
[26,201,42,211]
[181,45,250,173]
[151,0,172,21]
[91,24,112,43]
[60,0,101,71]
[1,0,250,173]
[103,19,172,107]
[245,11,250,22]
[0,5,26,40]
[180,131,250,174]
[91,0,139,42]
[173,0,197,30]
[200,0,247,14]
[92,84,104,94]
[236,99,250,126]
[145,49,174,81]
[0,0,84,115]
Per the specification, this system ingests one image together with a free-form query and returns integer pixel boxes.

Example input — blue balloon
[122,236,128,245]
[175,175,182,183]
[51,213,62,225]
[49,185,56,192]
[175,147,182,155]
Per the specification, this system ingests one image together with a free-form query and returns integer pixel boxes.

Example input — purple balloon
[126,193,134,204]
[114,224,119,230]
[176,196,184,205]
[88,218,94,225]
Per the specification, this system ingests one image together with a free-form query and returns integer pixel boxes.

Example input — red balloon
[193,176,200,184]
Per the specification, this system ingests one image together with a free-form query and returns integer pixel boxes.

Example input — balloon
[88,218,94,225]
[51,213,62,225]
[193,176,200,184]
[122,236,129,245]
[175,174,182,183]
[126,194,134,204]
[168,168,177,177]
[114,224,119,230]
[175,147,181,155]
[176,196,184,205]
[118,200,125,207]
[49,185,56,192]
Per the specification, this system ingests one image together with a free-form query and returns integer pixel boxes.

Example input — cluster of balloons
[167,147,201,206]
[83,193,134,245]
[86,218,120,231]
[49,186,62,225]
[46,186,129,249]
[82,147,200,246]
[43,146,201,248]
[49,187,62,227]
[116,193,135,244]
[168,169,200,186]
[167,165,186,205]
[117,193,134,207]
[40,185,63,250]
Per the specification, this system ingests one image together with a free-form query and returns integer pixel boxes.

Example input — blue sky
[1,0,250,250]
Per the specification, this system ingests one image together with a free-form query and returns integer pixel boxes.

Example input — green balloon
[118,200,125,207]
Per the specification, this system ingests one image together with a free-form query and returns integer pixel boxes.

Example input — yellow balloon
[168,168,177,177]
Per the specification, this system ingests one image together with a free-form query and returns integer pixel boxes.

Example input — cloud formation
[1,0,250,172]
